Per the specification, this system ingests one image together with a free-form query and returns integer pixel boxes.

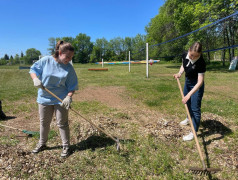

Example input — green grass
[1,62,238,179]
[32,136,194,179]
[2,63,237,122]
[0,135,19,146]
[73,101,113,115]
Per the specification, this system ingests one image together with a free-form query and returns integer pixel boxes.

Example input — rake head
[189,167,221,175]
[22,130,39,136]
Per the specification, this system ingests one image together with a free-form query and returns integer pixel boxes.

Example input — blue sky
[0,0,164,57]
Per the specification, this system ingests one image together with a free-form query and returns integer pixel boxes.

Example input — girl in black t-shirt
[173,42,206,141]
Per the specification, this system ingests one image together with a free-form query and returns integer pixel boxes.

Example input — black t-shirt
[182,53,206,80]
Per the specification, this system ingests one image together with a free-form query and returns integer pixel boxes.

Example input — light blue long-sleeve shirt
[29,56,78,105]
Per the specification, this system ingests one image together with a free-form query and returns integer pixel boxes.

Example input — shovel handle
[176,78,206,170]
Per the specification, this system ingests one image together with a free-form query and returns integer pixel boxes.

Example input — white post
[102,58,104,68]
[146,43,149,78]
[129,51,131,72]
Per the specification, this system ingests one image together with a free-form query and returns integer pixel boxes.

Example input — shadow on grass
[71,135,116,151]
[165,65,181,69]
[0,116,17,121]
[70,135,135,152]
[41,135,135,158]
[196,120,228,179]
[199,119,232,145]
[200,128,223,179]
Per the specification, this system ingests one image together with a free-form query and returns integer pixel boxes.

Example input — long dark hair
[189,42,202,53]
[53,40,74,58]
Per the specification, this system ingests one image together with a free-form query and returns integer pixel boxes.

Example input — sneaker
[183,132,194,141]
[61,146,70,158]
[180,118,189,126]
[32,144,47,153]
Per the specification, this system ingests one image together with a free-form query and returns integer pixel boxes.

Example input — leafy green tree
[25,48,41,64]
[90,38,108,63]
[109,37,125,61]
[131,34,147,60]
[0,59,7,65]
[14,54,20,64]
[73,33,93,63]
[146,0,238,63]
[124,37,133,60]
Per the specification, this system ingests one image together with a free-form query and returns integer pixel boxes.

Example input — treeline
[0,34,147,65]
[146,0,238,63]
[1,0,237,64]
[48,34,147,63]
[0,49,41,65]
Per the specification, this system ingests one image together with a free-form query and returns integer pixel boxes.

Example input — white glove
[33,78,43,88]
[61,96,72,110]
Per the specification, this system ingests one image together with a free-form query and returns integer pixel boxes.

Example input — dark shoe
[32,144,47,153]
[0,111,6,120]
[0,100,7,120]
[61,146,70,158]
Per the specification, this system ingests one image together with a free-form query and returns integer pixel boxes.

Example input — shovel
[176,78,220,174]
[42,86,121,151]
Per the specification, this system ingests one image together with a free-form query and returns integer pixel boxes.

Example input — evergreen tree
[4,54,9,60]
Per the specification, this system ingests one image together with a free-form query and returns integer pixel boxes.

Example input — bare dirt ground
[0,86,237,179]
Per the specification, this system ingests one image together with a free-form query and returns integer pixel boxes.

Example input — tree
[14,54,20,64]
[124,37,133,60]
[145,0,238,63]
[4,54,9,60]
[73,33,93,63]
[47,37,56,55]
[131,34,147,60]
[90,38,108,63]
[25,48,41,64]
[109,37,125,61]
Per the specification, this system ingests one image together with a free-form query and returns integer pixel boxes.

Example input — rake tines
[189,167,221,175]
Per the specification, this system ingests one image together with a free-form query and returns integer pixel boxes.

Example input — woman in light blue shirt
[29,40,78,157]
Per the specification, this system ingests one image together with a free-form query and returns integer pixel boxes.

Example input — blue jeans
[183,78,204,132]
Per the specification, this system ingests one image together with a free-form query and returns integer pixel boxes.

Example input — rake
[0,123,39,136]
[42,86,121,152]
[176,78,221,174]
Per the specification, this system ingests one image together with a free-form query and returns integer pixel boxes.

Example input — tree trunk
[222,29,226,66]
[225,27,232,62]
[228,21,235,59]
[207,52,211,64]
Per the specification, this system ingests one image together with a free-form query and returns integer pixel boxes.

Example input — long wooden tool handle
[0,124,23,131]
[176,78,206,170]
[42,87,118,143]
